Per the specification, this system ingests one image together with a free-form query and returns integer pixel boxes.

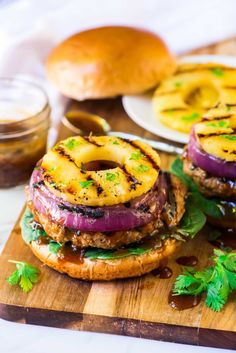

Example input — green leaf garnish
[84,246,149,260]
[48,240,62,254]
[181,112,200,122]
[171,157,222,218]
[7,260,40,293]
[173,249,236,311]
[211,67,224,77]
[20,208,47,244]
[80,180,94,188]
[134,164,150,173]
[48,166,58,173]
[221,134,236,141]
[175,81,183,88]
[178,198,206,238]
[106,172,117,181]
[129,150,144,160]
[206,120,230,128]
[64,138,80,150]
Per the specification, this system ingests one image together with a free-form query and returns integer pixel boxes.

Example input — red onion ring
[29,169,167,232]
[188,129,236,179]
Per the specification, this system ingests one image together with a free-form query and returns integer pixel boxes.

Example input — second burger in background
[46,26,176,100]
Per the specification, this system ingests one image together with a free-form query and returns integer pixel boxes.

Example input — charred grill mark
[33,180,44,188]
[198,129,236,138]
[54,145,82,171]
[83,136,102,147]
[96,186,103,196]
[43,173,62,192]
[223,149,236,155]
[201,115,232,122]
[222,86,236,90]
[58,204,105,219]
[85,175,104,196]
[125,139,160,171]
[161,108,188,113]
[137,204,150,213]
[122,164,142,190]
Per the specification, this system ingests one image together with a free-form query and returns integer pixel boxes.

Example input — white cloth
[0,1,235,352]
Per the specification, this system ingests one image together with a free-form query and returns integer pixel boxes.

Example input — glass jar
[0,78,51,188]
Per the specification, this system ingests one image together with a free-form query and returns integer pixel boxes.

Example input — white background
[0,0,236,352]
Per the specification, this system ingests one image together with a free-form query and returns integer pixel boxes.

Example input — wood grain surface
[0,38,236,349]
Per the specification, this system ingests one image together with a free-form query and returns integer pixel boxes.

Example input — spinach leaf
[178,198,206,238]
[21,208,46,244]
[84,246,149,260]
[171,157,221,218]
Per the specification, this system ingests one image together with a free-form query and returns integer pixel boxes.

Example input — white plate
[122,55,236,144]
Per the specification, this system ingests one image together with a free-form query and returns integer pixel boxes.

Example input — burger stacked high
[21,135,190,280]
[182,105,236,229]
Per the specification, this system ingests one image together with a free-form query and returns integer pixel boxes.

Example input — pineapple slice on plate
[153,63,236,133]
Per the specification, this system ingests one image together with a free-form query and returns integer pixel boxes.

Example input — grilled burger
[21,136,191,281]
[182,105,236,229]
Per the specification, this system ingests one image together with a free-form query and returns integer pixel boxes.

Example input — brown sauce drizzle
[151,266,173,279]
[176,256,198,267]
[58,244,84,264]
[209,228,236,250]
[168,292,201,310]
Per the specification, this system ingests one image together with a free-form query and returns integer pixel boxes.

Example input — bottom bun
[29,238,179,281]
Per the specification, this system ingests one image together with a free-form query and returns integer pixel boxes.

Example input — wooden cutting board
[1,38,236,350]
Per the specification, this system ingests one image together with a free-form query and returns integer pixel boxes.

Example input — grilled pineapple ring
[41,136,160,206]
[194,105,236,162]
[153,63,236,133]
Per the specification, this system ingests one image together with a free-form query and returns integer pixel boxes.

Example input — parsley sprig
[7,260,40,293]
[173,249,236,311]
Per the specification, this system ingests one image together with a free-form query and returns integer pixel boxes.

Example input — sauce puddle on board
[168,292,201,310]
[209,228,236,250]
[151,266,173,279]
[176,256,198,267]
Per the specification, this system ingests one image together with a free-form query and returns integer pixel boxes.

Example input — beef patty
[28,174,187,249]
[183,154,236,201]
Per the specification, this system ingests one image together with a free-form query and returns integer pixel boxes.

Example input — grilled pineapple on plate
[41,136,160,206]
[153,63,236,133]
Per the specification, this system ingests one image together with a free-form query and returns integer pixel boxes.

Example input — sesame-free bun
[29,238,179,281]
[46,26,176,100]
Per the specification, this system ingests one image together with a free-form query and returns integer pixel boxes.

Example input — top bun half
[46,26,176,100]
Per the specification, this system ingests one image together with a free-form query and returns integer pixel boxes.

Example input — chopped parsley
[106,172,117,181]
[211,67,224,77]
[134,164,150,173]
[129,150,144,160]
[80,180,94,188]
[7,260,40,293]
[181,112,200,122]
[165,109,174,116]
[48,166,58,173]
[221,134,236,141]
[173,249,236,311]
[64,138,80,150]
[206,120,230,128]
[175,81,183,88]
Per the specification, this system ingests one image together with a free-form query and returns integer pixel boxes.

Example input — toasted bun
[29,238,179,281]
[46,26,176,100]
